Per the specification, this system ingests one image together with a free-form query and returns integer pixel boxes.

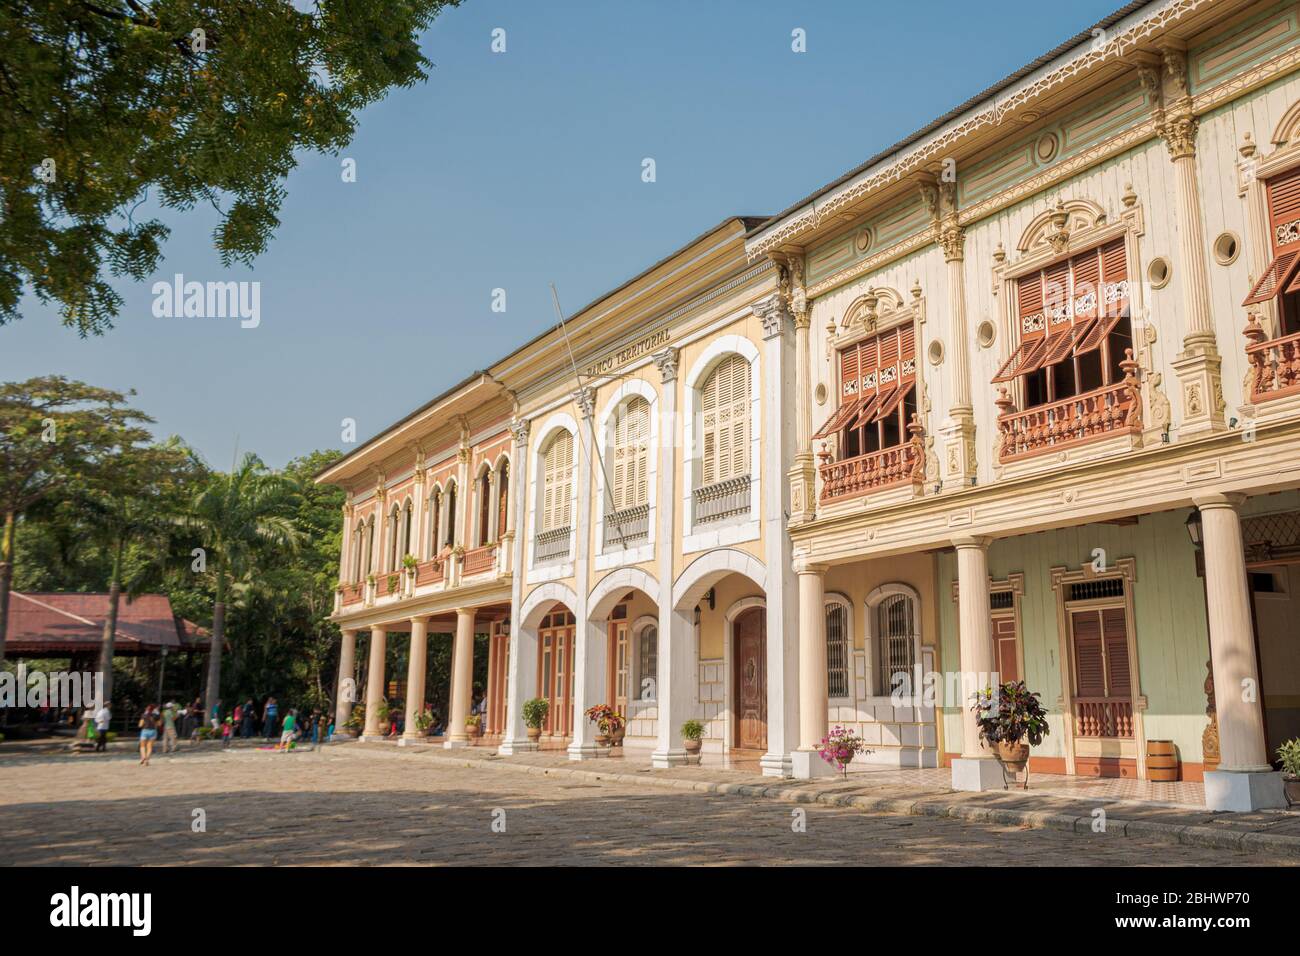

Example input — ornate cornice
[747,0,1218,260]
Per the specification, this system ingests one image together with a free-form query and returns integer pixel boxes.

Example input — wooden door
[733,607,767,751]
[608,621,630,717]
[993,614,1020,684]
[537,610,576,737]
[1069,606,1134,738]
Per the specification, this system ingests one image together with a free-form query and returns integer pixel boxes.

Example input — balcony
[414,557,445,586]
[1245,327,1300,403]
[462,544,497,576]
[1073,697,1133,739]
[995,380,1139,463]
[341,583,365,607]
[818,444,921,503]
[603,503,650,548]
[535,526,572,563]
[693,476,751,524]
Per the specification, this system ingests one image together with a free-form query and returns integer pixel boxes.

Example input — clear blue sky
[3,0,1122,469]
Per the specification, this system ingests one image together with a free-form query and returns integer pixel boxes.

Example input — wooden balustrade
[1245,327,1300,402]
[462,544,496,576]
[1073,697,1134,739]
[996,380,1139,463]
[818,443,921,503]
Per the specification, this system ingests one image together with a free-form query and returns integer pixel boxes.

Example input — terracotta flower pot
[683,737,702,764]
[526,726,542,743]
[1284,773,1300,807]
[610,726,625,747]
[595,733,611,747]
[996,740,1030,772]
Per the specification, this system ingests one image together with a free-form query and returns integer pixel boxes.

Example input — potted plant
[584,704,620,747]
[1279,737,1300,806]
[386,572,400,594]
[414,710,433,736]
[402,553,418,573]
[818,725,869,777]
[522,697,549,743]
[972,680,1050,774]
[681,719,704,764]
[465,714,482,738]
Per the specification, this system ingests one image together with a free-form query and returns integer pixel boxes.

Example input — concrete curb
[392,747,1300,860]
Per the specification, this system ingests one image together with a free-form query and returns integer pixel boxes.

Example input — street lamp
[1185,508,1203,548]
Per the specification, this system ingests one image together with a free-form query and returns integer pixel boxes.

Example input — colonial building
[322,0,1300,812]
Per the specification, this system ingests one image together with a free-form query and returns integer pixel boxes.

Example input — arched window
[610,397,650,512]
[430,488,443,556]
[401,499,413,560]
[541,431,574,532]
[700,354,750,486]
[477,468,492,546]
[363,518,374,576]
[351,527,364,581]
[388,504,401,571]
[496,461,510,540]
[877,592,917,696]
[825,601,851,699]
[636,623,658,701]
[443,480,457,549]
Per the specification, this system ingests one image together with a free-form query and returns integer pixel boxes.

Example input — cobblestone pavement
[0,745,1294,866]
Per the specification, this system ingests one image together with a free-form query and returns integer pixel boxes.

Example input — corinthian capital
[509,418,530,447]
[573,386,596,420]
[938,223,965,262]
[752,293,793,340]
[652,347,679,384]
[1161,114,1198,161]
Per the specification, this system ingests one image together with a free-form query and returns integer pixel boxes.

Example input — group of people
[86,695,334,765]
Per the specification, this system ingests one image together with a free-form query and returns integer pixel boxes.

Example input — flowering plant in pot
[1278,738,1300,806]
[584,704,623,746]
[972,680,1050,773]
[522,697,549,743]
[465,714,482,738]
[819,725,869,777]
[681,719,704,764]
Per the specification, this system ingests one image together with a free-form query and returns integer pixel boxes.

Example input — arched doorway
[732,606,767,752]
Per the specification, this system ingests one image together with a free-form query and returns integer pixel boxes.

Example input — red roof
[5,592,211,655]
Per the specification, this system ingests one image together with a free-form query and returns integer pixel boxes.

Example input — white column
[334,628,357,733]
[500,421,537,755]
[938,205,977,486]
[568,388,605,759]
[445,607,475,748]
[792,562,835,779]
[650,349,689,768]
[360,626,387,740]
[400,617,428,745]
[756,293,798,778]
[1197,494,1286,810]
[950,536,1001,791]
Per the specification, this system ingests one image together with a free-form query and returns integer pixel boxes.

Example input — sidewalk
[381,740,1300,859]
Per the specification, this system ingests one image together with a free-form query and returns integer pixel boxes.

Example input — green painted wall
[939,508,1213,763]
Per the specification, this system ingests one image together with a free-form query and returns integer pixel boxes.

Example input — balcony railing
[603,503,650,548]
[375,572,403,597]
[463,544,496,576]
[996,380,1139,463]
[693,475,751,524]
[819,444,920,503]
[415,557,445,586]
[1073,697,1134,739]
[535,526,572,563]
[341,583,365,606]
[1245,328,1300,402]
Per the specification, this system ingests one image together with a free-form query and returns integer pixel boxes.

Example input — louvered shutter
[1042,259,1073,339]
[543,432,573,531]
[1071,610,1107,698]
[839,345,861,399]
[899,323,917,384]
[622,397,649,508]
[1101,607,1131,697]
[1071,247,1101,322]
[702,369,718,485]
[1269,166,1300,252]
[730,356,749,479]
[611,405,628,511]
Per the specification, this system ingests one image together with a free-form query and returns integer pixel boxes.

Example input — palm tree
[184,453,302,719]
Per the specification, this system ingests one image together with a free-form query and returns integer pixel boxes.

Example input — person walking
[221,717,233,748]
[94,701,111,753]
[210,698,222,733]
[161,701,178,754]
[262,696,278,740]
[138,705,158,766]
[240,698,256,738]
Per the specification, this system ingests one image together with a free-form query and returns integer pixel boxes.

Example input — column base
[791,749,835,779]
[357,734,386,743]
[1204,769,1286,812]
[1171,346,1226,438]
[567,742,608,761]
[951,756,1004,792]
[651,747,687,768]
[497,738,538,755]
[397,734,429,747]
[761,751,793,778]
[442,738,470,749]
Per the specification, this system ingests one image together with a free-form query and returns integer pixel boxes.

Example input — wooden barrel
[1146,740,1179,781]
